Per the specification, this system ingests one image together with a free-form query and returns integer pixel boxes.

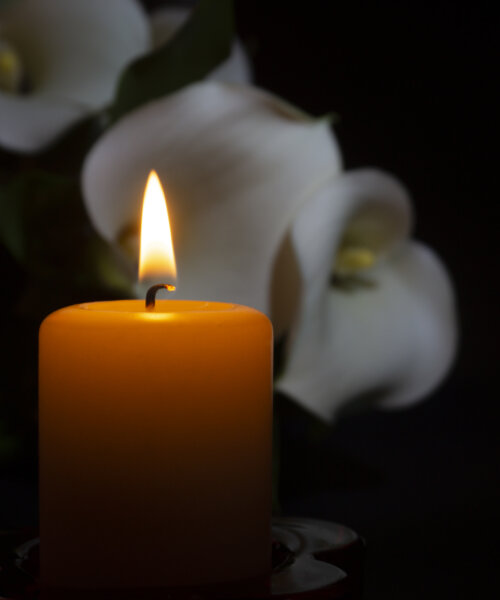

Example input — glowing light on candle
[139,170,177,283]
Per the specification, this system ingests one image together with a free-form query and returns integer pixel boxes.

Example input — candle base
[0,518,364,599]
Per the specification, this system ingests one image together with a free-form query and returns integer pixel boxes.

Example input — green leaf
[110,0,234,122]
[0,171,132,296]
[0,0,16,10]
[37,112,108,176]
[0,421,21,465]
[0,172,77,264]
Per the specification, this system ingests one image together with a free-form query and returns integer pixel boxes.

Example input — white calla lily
[82,81,342,318]
[0,0,250,153]
[82,81,457,420]
[150,6,252,84]
[276,169,457,420]
[271,169,413,335]
[0,0,150,152]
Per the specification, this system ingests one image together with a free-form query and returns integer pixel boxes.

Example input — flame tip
[138,172,177,282]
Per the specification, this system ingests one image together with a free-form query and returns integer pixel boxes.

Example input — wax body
[39,300,273,590]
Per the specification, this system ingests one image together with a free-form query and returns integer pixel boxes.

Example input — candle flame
[139,171,177,283]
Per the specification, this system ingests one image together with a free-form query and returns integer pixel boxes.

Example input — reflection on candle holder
[0,518,365,599]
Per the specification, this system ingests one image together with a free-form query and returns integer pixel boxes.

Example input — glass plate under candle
[0,518,364,599]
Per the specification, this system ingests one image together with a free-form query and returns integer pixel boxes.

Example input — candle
[39,172,273,591]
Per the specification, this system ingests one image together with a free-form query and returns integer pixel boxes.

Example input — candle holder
[0,518,364,599]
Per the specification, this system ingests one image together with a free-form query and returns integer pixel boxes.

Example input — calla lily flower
[0,0,250,153]
[82,81,457,421]
[275,170,457,420]
[0,0,150,153]
[83,82,342,320]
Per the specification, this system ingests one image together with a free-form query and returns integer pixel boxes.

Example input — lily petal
[277,241,457,421]
[149,6,191,47]
[210,39,252,84]
[0,0,150,151]
[328,169,413,262]
[0,93,86,152]
[150,6,251,84]
[272,169,413,336]
[1,0,150,104]
[82,82,342,314]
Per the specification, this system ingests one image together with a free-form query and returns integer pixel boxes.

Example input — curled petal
[271,178,339,337]
[149,6,191,47]
[0,93,86,152]
[272,169,413,336]
[1,0,150,104]
[277,242,457,421]
[0,0,150,151]
[210,40,252,84]
[82,82,342,314]
[150,6,252,84]
[328,169,413,262]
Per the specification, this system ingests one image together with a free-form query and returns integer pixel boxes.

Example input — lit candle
[39,172,273,591]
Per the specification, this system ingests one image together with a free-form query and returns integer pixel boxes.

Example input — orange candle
[38,173,273,591]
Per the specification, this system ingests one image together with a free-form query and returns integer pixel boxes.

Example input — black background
[1,1,498,598]
[234,2,498,598]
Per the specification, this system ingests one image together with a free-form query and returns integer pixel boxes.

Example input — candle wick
[145,284,176,310]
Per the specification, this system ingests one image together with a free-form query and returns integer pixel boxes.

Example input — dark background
[1,1,498,598]
[234,2,498,598]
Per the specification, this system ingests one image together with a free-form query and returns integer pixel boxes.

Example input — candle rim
[39,301,273,333]
[80,300,241,314]
[43,300,271,318]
